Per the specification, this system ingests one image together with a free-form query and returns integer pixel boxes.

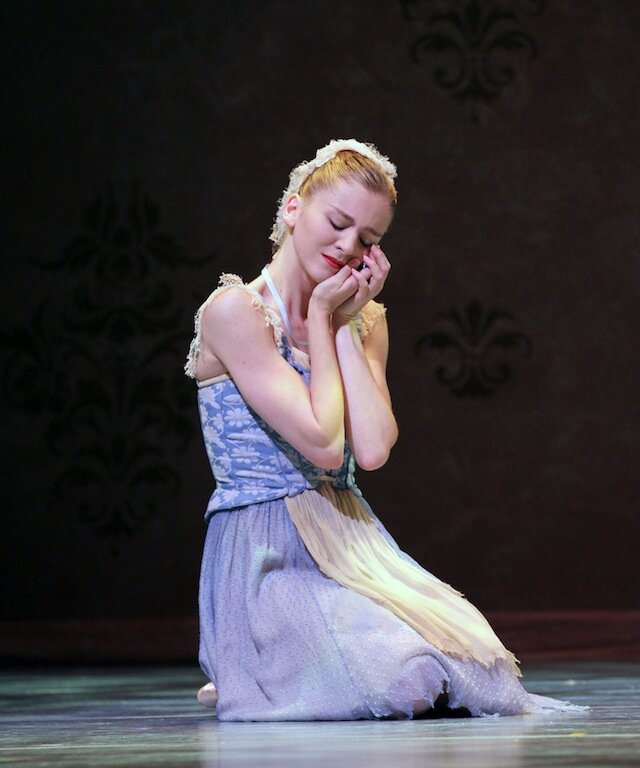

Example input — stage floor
[0,662,638,767]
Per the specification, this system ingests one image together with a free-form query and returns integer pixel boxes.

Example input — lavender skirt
[198,499,571,721]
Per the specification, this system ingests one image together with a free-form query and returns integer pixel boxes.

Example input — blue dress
[186,274,579,722]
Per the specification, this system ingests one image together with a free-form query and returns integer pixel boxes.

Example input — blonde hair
[299,150,397,206]
[270,139,397,251]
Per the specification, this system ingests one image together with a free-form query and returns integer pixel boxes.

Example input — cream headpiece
[269,139,397,249]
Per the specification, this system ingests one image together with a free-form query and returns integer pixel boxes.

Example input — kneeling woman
[185,139,580,721]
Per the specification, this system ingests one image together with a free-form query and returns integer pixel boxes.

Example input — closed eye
[329,219,373,248]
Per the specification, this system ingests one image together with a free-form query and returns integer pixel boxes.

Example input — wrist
[333,317,359,344]
[308,295,333,321]
[332,310,357,328]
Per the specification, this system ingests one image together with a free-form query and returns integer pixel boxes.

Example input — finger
[335,262,355,281]
[350,268,372,301]
[351,266,371,287]
[338,271,359,297]
[360,260,388,299]
[364,246,384,273]
[366,244,381,264]
[327,264,357,291]
[363,252,382,279]
[363,256,386,288]
[370,244,390,271]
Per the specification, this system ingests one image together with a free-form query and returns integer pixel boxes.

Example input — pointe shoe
[197,682,218,708]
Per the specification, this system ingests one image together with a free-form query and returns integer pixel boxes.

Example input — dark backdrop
[2,1,639,630]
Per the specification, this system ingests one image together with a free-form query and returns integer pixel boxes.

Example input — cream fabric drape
[286,485,520,676]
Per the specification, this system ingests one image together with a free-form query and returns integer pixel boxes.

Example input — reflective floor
[0,662,638,767]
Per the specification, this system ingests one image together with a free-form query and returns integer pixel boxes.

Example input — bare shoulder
[202,283,263,325]
[200,283,283,370]
[200,273,273,330]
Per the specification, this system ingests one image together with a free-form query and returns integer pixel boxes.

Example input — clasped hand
[310,245,390,325]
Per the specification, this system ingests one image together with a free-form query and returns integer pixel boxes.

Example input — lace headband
[269,139,397,249]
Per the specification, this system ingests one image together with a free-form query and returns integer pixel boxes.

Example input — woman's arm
[334,314,398,470]
[200,268,358,469]
[331,245,398,470]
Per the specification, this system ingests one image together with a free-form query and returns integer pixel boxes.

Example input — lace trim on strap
[357,300,386,339]
[184,273,284,379]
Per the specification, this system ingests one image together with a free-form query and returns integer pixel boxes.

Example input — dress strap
[185,273,285,379]
[261,267,309,348]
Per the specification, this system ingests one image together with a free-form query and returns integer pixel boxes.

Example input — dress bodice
[186,273,386,519]
[197,342,359,518]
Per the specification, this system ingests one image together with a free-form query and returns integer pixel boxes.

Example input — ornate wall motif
[400,0,545,119]
[3,0,638,617]
[415,299,532,397]
[1,180,212,546]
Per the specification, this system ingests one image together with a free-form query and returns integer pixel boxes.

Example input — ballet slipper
[196,682,218,708]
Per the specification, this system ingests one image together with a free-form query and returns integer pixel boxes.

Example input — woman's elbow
[355,428,398,471]
[355,455,381,472]
[356,440,395,471]
[310,440,346,470]
[323,454,346,470]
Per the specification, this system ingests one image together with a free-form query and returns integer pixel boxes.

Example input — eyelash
[329,219,372,248]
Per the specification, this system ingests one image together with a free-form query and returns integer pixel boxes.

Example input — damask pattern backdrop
[2,1,639,624]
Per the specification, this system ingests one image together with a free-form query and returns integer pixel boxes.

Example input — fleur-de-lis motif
[401,0,543,119]
[415,299,532,397]
[1,181,213,545]
[36,179,207,343]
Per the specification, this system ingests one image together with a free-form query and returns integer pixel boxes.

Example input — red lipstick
[322,254,344,270]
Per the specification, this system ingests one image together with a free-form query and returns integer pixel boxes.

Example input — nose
[335,229,361,258]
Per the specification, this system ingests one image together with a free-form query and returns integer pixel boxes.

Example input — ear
[282,193,302,227]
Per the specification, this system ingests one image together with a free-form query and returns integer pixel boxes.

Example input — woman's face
[287,180,393,282]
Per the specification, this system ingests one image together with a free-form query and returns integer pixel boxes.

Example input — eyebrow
[329,206,382,238]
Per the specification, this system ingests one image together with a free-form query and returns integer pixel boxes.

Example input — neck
[265,240,314,324]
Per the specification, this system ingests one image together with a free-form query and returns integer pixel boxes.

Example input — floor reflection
[198,716,535,768]
[0,662,637,768]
